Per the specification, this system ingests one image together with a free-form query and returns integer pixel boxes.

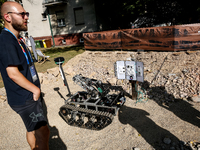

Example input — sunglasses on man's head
[7,12,29,18]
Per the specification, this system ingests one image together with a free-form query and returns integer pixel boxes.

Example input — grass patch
[0,45,85,88]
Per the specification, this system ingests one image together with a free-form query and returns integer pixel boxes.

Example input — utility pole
[47,8,55,47]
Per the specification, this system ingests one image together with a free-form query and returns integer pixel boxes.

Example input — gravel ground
[0,51,200,150]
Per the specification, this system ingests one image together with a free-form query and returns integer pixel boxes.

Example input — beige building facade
[22,0,99,46]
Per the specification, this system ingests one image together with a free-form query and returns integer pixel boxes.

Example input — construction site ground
[0,50,200,150]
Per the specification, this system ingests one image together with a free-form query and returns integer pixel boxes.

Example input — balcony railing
[43,0,67,6]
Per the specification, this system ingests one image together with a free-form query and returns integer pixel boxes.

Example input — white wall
[22,0,51,38]
[22,0,98,38]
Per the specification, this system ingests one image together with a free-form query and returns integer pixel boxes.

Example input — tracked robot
[54,57,126,130]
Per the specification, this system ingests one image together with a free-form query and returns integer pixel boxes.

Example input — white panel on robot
[114,61,144,82]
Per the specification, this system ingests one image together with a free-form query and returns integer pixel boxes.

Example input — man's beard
[11,18,27,31]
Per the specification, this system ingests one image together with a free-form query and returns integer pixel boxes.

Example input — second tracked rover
[54,57,126,130]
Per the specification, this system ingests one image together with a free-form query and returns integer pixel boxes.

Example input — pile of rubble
[63,50,200,103]
[1,50,200,104]
[164,67,199,99]
[139,67,200,104]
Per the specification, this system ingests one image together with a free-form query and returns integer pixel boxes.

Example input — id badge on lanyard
[19,41,38,83]
[29,65,37,82]
[4,28,38,82]
[18,38,38,82]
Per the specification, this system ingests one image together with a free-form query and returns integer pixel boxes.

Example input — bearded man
[0,1,49,150]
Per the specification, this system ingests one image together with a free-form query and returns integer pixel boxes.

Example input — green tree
[95,0,200,30]
[0,0,6,6]
[0,0,6,31]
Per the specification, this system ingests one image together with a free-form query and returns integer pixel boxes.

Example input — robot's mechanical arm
[72,74,109,98]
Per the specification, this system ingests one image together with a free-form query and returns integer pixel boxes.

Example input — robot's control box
[115,61,144,82]
[136,61,144,82]
[125,61,136,80]
[115,61,125,79]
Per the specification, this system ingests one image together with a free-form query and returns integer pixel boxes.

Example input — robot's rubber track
[59,104,114,130]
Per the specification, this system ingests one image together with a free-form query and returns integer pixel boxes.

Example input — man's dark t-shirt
[0,30,40,105]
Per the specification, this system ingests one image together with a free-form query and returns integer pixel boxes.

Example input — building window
[74,7,84,25]
[56,11,66,27]
[42,13,47,21]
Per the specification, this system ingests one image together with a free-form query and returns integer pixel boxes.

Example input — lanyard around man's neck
[4,27,33,65]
